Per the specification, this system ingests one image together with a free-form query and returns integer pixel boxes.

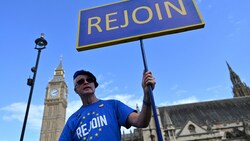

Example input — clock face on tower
[50,89,59,98]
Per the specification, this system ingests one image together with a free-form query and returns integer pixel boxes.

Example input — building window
[188,124,196,133]
[225,132,232,139]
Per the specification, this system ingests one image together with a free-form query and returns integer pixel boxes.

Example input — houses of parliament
[39,60,250,141]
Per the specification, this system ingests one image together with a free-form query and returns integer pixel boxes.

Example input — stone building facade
[122,63,250,141]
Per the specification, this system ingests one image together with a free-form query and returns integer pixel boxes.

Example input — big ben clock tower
[40,58,68,141]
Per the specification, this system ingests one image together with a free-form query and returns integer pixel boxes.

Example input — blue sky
[0,0,250,140]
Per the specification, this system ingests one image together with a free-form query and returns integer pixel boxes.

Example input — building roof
[159,96,250,128]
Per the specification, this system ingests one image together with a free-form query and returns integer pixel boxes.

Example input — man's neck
[81,95,99,106]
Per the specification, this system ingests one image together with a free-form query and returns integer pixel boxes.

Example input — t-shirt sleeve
[114,100,136,129]
[58,113,77,141]
[58,122,72,141]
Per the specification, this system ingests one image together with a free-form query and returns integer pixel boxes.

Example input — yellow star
[83,137,87,140]
[95,133,98,136]
[99,128,102,131]
[90,136,93,140]
[87,113,90,116]
[92,112,95,114]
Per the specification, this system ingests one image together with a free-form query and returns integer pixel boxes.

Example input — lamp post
[20,33,47,141]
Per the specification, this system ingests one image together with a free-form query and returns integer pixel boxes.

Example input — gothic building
[40,58,68,141]
[122,63,250,141]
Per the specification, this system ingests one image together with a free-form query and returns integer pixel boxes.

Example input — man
[59,69,156,140]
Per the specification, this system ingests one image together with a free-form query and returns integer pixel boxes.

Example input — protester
[59,69,156,140]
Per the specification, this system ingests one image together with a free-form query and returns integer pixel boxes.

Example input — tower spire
[164,110,176,141]
[227,61,241,85]
[56,55,63,70]
[227,62,250,97]
[51,57,65,82]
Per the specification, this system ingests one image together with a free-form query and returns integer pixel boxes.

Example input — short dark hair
[73,70,99,88]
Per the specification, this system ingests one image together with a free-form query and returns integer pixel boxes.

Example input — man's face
[74,75,96,96]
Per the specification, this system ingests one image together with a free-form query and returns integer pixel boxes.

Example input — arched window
[188,124,196,133]
[225,132,233,139]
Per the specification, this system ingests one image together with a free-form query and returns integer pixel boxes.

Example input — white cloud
[101,94,142,109]
[170,84,188,96]
[0,93,143,134]
[98,79,120,94]
[172,96,199,105]
[170,84,179,90]
[159,96,199,106]
[66,100,82,120]
[0,102,43,130]
[175,90,188,95]
[99,80,113,89]
[206,85,230,94]
[1,102,25,121]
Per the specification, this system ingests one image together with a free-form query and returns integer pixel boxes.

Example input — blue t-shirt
[59,100,135,141]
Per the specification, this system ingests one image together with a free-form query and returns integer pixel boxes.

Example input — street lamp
[20,33,48,141]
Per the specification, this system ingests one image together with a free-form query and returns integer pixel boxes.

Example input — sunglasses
[76,78,95,86]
